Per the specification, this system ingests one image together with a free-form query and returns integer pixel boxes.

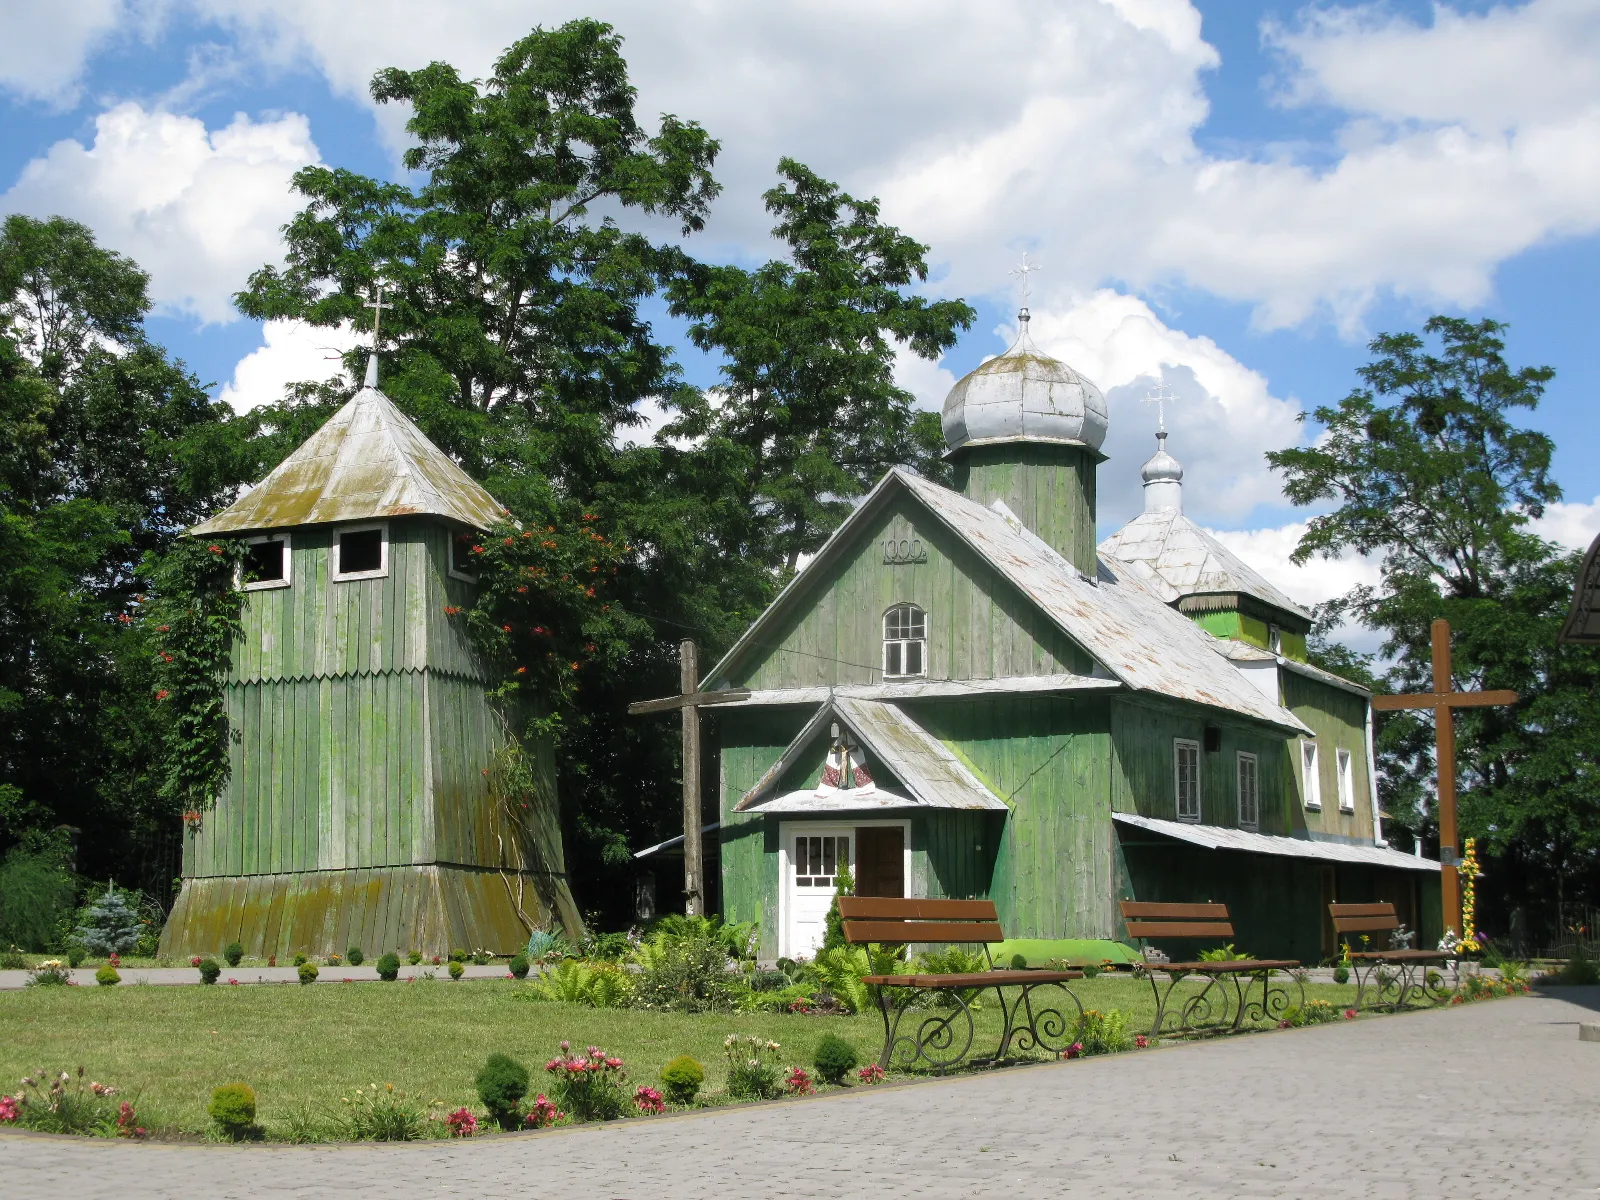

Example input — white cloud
[1,102,318,323]
[0,0,134,106]
[1205,522,1382,612]
[1531,494,1600,552]
[218,318,361,414]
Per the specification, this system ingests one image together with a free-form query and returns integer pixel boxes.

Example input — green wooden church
[160,356,580,960]
[701,310,1438,964]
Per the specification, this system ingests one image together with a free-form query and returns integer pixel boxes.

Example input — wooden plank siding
[1281,671,1376,842]
[726,495,1094,690]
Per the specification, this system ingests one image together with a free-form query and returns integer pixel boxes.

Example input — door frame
[777,817,913,959]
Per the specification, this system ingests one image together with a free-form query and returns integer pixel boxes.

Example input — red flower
[154,689,169,700]
[516,667,527,675]
[584,587,594,598]
[516,586,528,594]
[570,661,580,671]
[207,545,222,554]
[156,625,170,632]
[502,624,512,633]
[471,545,484,554]
[442,605,461,616]
[503,537,514,546]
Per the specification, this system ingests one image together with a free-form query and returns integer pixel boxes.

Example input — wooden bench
[839,897,1084,1071]
[1331,902,1456,1009]
[1119,901,1304,1037]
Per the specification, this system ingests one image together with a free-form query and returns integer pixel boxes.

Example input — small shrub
[587,962,633,1008]
[508,952,530,980]
[75,886,144,957]
[1077,1009,1133,1056]
[470,947,492,965]
[1198,943,1251,962]
[0,945,28,969]
[292,952,307,966]
[1558,947,1600,986]
[376,952,400,982]
[449,948,467,963]
[724,1035,783,1100]
[298,962,319,985]
[407,950,422,965]
[208,1083,258,1140]
[1009,952,1028,969]
[1079,961,1105,980]
[448,960,465,981]
[632,920,736,1013]
[26,960,72,987]
[812,1034,859,1084]
[65,945,85,968]
[340,1083,436,1141]
[8,1067,141,1137]
[476,1053,531,1130]
[198,958,222,985]
[544,1042,627,1121]
[346,946,364,966]
[659,1055,704,1106]
[1280,998,1340,1028]
[327,953,341,966]
[223,942,244,968]
[1332,965,1350,985]
[95,965,120,987]
[590,931,633,960]
[525,929,573,964]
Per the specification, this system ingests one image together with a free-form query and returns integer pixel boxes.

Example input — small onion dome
[1141,430,1184,512]
[942,309,1108,454]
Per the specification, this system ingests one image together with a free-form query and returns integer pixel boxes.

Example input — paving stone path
[4,988,1598,1199]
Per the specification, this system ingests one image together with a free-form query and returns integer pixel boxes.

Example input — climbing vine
[144,538,247,824]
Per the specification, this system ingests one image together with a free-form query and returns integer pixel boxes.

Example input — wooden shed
[159,357,580,959]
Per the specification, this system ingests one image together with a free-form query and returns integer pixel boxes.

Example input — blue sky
[1,0,1595,614]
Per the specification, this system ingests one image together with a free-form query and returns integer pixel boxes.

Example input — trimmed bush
[475,1053,530,1129]
[65,945,85,968]
[1332,965,1350,985]
[298,962,319,985]
[659,1055,704,1106]
[208,1083,257,1140]
[346,945,364,966]
[95,965,120,986]
[812,1034,859,1084]
[376,952,400,981]
[407,950,422,965]
[292,952,307,966]
[223,942,244,967]
[508,952,530,979]
[198,958,222,985]
[449,948,467,963]
[0,946,27,969]
[448,960,465,980]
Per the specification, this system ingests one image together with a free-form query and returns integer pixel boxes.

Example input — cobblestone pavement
[4,988,1598,1199]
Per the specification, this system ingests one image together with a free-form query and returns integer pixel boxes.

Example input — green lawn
[0,974,1369,1137]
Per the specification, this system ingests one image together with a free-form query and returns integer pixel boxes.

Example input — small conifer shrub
[292,953,307,966]
[346,945,364,966]
[658,1055,704,1106]
[223,942,244,968]
[448,960,465,981]
[812,1034,859,1084]
[208,1083,257,1140]
[297,962,319,985]
[76,886,144,957]
[475,1053,530,1129]
[407,950,422,965]
[198,958,222,985]
[509,952,530,979]
[449,948,467,964]
[95,965,120,986]
[376,952,400,982]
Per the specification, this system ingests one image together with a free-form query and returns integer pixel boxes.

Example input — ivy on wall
[144,538,247,822]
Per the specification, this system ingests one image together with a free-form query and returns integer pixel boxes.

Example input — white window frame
[331,521,389,582]
[1336,747,1355,813]
[446,527,480,583]
[1236,751,1259,830]
[882,603,928,680]
[1301,740,1322,810]
[1174,738,1201,822]
[238,533,291,592]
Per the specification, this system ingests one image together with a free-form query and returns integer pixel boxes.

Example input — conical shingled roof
[192,359,506,535]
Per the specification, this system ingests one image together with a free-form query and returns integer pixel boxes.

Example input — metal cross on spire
[1143,381,1177,433]
[1009,251,1042,309]
[364,283,392,347]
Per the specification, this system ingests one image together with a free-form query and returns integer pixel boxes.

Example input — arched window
[882,604,927,678]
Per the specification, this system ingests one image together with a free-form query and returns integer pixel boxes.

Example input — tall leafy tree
[0,216,249,891]
[1269,317,1600,947]
[667,159,975,572]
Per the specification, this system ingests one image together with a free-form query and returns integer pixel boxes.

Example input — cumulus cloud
[2,102,318,323]
[0,0,134,107]
[1531,494,1600,553]
[218,318,361,414]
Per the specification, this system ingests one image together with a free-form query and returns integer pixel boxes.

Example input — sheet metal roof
[1098,507,1312,622]
[1211,640,1372,699]
[1112,812,1439,873]
[193,361,507,535]
[737,697,1009,814]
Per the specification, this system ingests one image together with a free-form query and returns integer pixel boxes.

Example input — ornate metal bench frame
[1331,903,1458,1011]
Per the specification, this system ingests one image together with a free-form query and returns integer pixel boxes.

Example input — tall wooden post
[680,640,703,918]
[1372,618,1516,938]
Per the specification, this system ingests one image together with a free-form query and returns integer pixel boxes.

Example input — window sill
[242,579,290,592]
[332,569,388,583]
[1303,803,1322,812]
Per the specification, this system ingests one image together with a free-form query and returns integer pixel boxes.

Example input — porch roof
[1112,812,1440,873]
[736,696,1009,814]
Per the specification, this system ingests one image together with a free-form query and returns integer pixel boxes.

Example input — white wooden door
[783,827,853,959]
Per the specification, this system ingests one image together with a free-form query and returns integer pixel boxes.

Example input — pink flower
[634,1086,665,1115]
[785,1067,814,1096]
[1134,1034,1150,1049]
[1343,1008,1358,1020]
[0,1095,19,1122]
[559,1040,570,1052]
[1062,1043,1083,1060]
[525,1094,563,1129]
[228,978,239,986]
[189,957,202,968]
[446,1107,478,1137]
[857,1063,885,1085]
[604,1057,623,1069]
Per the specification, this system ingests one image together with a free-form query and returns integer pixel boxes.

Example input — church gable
[718,489,1096,690]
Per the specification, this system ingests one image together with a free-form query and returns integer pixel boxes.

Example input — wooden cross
[626,640,749,916]
[364,283,392,346]
[1371,619,1516,938]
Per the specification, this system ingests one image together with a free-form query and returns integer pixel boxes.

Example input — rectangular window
[793,835,848,888]
[332,523,388,581]
[1237,752,1259,830]
[448,530,479,582]
[1174,738,1201,822]
[882,604,927,679]
[1337,748,1355,812]
[1268,625,1282,654]
[240,535,290,591]
[1301,741,1322,810]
